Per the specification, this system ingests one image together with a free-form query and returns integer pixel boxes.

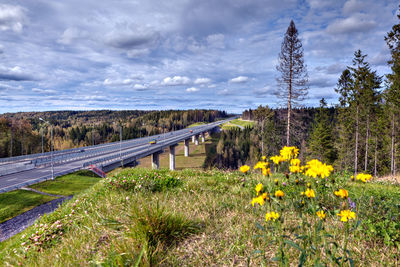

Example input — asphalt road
[0,118,235,193]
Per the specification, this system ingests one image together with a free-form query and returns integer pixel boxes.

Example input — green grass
[188,122,207,128]
[29,170,102,196]
[0,190,56,224]
[0,168,399,266]
[230,118,255,128]
[220,123,240,130]
[0,170,102,226]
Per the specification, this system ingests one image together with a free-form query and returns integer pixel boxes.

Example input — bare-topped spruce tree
[276,20,308,146]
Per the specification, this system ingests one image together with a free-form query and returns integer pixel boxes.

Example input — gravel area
[0,196,72,242]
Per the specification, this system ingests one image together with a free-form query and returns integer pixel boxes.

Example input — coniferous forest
[0,109,228,158]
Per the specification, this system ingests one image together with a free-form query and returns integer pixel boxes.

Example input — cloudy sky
[0,0,397,113]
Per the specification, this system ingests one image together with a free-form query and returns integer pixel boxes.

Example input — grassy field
[29,170,102,196]
[230,118,255,127]
[0,170,102,225]
[187,122,207,128]
[0,191,56,224]
[0,166,399,266]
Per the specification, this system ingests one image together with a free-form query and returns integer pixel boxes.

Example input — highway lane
[0,118,236,193]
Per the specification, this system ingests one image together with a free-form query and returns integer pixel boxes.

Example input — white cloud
[186,87,199,92]
[194,78,211,84]
[133,84,147,90]
[162,76,191,86]
[103,78,133,86]
[0,4,26,32]
[229,76,249,83]
[326,14,376,34]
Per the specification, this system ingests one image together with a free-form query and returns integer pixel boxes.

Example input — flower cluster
[280,146,299,161]
[270,155,285,165]
[253,161,271,176]
[304,159,334,178]
[355,173,372,183]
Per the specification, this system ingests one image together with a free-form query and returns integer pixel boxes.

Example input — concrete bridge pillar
[184,139,190,157]
[192,135,195,143]
[195,135,199,145]
[169,144,178,171]
[151,152,160,170]
[201,132,205,143]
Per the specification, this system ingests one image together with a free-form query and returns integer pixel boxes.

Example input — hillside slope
[0,167,399,266]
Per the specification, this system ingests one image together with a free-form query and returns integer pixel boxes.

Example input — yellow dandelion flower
[255,183,263,195]
[251,196,265,206]
[334,189,349,199]
[337,209,356,222]
[254,161,268,170]
[280,146,299,161]
[265,211,280,222]
[262,167,271,176]
[356,173,372,183]
[305,188,315,198]
[274,190,284,199]
[290,158,301,166]
[316,210,326,220]
[240,165,250,174]
[289,165,301,174]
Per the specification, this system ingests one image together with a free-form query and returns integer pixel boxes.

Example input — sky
[0,0,398,114]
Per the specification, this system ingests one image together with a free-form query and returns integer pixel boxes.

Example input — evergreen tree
[276,20,308,146]
[385,6,400,175]
[307,99,336,163]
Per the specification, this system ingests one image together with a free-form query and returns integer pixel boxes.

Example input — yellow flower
[270,155,285,165]
[240,165,250,174]
[334,189,349,199]
[274,178,279,185]
[289,165,301,174]
[290,158,301,166]
[306,182,311,188]
[262,156,266,161]
[280,146,299,161]
[254,161,268,170]
[356,173,372,183]
[274,190,284,199]
[265,211,280,222]
[304,188,315,198]
[251,196,265,206]
[316,210,326,220]
[337,209,356,222]
[262,192,270,201]
[350,175,354,181]
[262,167,271,176]
[304,159,334,178]
[255,183,263,195]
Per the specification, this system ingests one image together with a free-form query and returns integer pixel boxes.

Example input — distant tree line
[0,109,228,158]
